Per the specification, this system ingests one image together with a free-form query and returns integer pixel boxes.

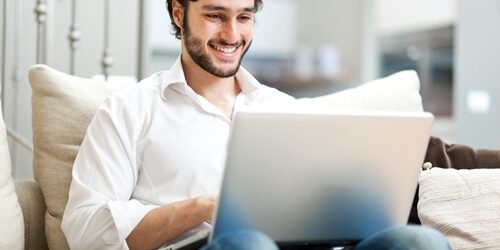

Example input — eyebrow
[202,5,256,13]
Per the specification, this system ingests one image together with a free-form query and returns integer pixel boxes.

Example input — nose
[220,19,239,44]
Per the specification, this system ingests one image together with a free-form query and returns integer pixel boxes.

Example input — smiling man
[60,0,453,249]
[174,0,259,119]
[61,0,293,249]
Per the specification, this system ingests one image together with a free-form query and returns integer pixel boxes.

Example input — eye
[238,15,253,22]
[206,14,223,21]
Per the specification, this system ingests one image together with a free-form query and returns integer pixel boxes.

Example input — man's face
[181,0,255,78]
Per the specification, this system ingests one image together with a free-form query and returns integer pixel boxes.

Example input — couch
[2,65,499,250]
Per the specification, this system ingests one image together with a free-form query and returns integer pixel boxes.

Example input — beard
[182,16,251,78]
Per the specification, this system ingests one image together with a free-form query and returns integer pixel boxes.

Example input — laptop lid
[211,111,433,245]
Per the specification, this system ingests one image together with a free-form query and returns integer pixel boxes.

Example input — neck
[181,52,241,119]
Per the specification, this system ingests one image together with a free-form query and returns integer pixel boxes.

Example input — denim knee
[202,229,278,250]
[355,225,451,250]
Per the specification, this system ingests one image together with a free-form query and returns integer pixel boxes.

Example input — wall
[455,0,500,148]
[377,0,457,35]
[2,0,38,179]
[361,0,379,82]
[296,0,364,83]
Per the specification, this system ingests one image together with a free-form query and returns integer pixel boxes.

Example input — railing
[6,127,33,153]
[1,0,149,177]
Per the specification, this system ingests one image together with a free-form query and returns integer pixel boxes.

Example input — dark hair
[165,0,263,39]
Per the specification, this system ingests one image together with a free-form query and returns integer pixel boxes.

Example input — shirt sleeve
[61,96,159,250]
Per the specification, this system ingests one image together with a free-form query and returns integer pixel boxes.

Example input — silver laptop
[210,110,433,247]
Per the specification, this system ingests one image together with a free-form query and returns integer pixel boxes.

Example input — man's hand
[126,194,218,250]
[197,194,218,224]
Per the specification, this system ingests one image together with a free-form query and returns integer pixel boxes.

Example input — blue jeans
[201,225,450,250]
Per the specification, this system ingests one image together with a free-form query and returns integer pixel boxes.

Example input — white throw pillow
[0,93,24,249]
[296,70,423,112]
[418,168,500,250]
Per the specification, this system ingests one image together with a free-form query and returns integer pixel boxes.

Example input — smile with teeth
[211,44,239,54]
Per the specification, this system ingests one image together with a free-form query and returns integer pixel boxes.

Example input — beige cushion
[0,91,24,249]
[296,70,423,112]
[15,180,48,250]
[28,65,134,250]
[418,168,500,250]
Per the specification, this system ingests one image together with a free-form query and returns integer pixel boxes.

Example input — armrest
[15,180,49,250]
[425,136,500,169]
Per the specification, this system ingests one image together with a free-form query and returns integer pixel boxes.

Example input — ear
[172,0,184,28]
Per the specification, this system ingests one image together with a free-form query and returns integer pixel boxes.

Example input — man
[62,0,292,248]
[61,0,454,249]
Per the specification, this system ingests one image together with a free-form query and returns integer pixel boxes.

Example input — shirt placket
[231,93,249,121]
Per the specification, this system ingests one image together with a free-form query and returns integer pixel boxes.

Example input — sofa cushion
[296,70,423,112]
[418,167,500,249]
[0,91,24,249]
[15,180,48,250]
[28,65,134,250]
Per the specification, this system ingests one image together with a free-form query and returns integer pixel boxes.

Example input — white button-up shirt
[61,56,294,250]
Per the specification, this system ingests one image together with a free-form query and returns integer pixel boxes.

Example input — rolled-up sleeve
[62,96,158,250]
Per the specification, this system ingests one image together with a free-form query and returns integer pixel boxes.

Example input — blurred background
[1,0,499,179]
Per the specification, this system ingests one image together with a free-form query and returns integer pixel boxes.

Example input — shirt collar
[160,55,261,101]
[160,56,188,100]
